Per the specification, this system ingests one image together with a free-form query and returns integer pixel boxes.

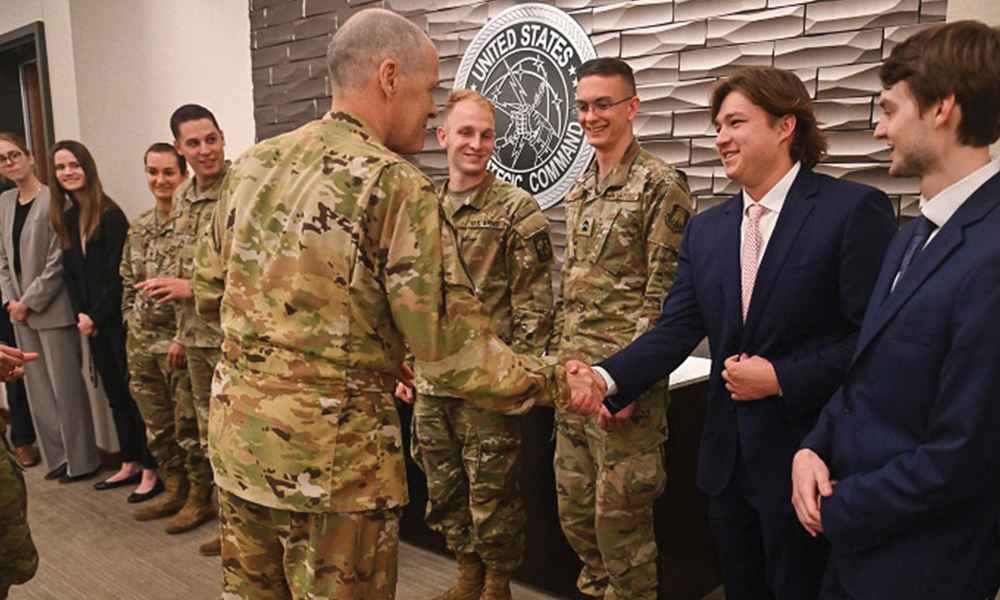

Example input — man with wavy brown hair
[570,65,897,600]
[794,21,1000,600]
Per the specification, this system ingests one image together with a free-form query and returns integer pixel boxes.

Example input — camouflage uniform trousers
[554,389,669,600]
[219,488,400,600]
[127,345,208,485]
[0,440,38,599]
[412,394,526,573]
[186,346,222,456]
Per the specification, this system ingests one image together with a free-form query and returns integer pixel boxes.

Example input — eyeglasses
[0,151,25,165]
[572,96,634,118]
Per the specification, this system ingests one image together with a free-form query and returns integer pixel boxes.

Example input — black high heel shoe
[43,463,67,480]
[127,478,165,504]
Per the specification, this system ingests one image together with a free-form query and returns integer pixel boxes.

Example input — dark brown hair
[49,140,119,249]
[0,133,33,185]
[169,104,220,140]
[710,67,828,168]
[880,21,1000,147]
[144,142,187,173]
[578,57,637,96]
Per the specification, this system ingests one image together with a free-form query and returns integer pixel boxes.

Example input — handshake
[565,360,637,431]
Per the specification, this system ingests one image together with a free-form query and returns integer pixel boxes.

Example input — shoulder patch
[532,233,554,263]
[666,204,690,234]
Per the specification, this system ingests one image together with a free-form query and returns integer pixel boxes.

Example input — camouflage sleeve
[381,165,568,415]
[638,170,693,339]
[506,200,555,356]
[193,174,231,324]
[120,232,137,327]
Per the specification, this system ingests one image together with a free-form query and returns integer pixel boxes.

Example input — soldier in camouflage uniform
[124,144,200,522]
[137,105,228,551]
[550,58,693,600]
[0,345,38,600]
[408,90,555,600]
[193,10,593,599]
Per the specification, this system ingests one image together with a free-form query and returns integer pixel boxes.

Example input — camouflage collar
[323,111,384,147]
[187,161,231,203]
[587,138,642,196]
[441,172,495,219]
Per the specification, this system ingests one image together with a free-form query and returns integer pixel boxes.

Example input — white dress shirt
[891,156,1000,290]
[594,163,803,397]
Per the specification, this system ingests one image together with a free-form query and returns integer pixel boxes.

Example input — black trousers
[708,448,829,600]
[0,309,34,448]
[88,332,154,469]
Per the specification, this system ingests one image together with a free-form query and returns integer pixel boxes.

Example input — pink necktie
[742,203,765,321]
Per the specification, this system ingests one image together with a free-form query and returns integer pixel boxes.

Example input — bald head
[327,9,433,96]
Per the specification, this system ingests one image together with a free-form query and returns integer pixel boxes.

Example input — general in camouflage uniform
[121,202,200,520]
[193,12,581,598]
[551,58,693,600]
[0,347,38,599]
[413,91,555,600]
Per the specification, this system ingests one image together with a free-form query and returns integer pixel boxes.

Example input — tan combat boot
[198,535,222,557]
[133,473,189,521]
[164,482,216,534]
[426,553,485,600]
[479,569,513,600]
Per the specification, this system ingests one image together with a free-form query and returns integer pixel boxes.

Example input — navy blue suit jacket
[599,167,896,510]
[802,171,1000,600]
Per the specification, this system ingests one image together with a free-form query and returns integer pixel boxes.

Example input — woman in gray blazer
[0,133,100,482]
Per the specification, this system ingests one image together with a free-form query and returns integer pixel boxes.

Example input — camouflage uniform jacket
[174,169,226,348]
[437,172,554,356]
[552,138,693,448]
[121,208,180,354]
[194,111,569,514]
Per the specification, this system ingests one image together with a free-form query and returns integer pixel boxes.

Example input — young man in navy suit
[567,67,897,599]
[792,21,1000,600]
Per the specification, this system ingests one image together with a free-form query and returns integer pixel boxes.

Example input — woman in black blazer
[49,140,161,502]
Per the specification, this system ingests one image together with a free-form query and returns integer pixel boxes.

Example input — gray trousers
[13,324,99,476]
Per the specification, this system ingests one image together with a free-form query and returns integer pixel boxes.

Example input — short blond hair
[444,89,496,121]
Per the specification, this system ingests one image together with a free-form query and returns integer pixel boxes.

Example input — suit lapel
[854,172,1000,358]
[719,194,744,340]
[740,168,817,348]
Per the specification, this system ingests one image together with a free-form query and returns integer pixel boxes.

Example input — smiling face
[53,148,87,196]
[145,151,186,203]
[874,81,937,179]
[714,90,794,197]
[575,74,638,153]
[174,118,226,183]
[438,99,495,181]
[0,139,34,185]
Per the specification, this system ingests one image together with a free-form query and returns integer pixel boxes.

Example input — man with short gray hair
[194,8,593,599]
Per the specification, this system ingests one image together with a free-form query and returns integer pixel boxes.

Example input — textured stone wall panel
[804,0,919,35]
[631,53,681,84]
[773,29,882,70]
[251,0,947,233]
[679,41,774,80]
[621,20,708,57]
[707,6,805,46]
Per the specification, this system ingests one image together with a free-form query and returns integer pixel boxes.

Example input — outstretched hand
[565,360,607,417]
[0,344,38,382]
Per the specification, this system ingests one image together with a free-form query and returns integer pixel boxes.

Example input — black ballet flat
[59,465,103,484]
[93,472,142,491]
[127,478,165,504]
[44,463,67,480]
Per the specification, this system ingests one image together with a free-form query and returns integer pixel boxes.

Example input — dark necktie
[897,215,936,282]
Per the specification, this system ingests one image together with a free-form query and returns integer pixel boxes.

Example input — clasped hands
[565,360,635,431]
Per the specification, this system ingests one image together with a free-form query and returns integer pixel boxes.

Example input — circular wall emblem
[454,4,596,210]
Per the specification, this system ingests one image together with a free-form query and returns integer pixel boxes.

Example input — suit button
[843,405,853,414]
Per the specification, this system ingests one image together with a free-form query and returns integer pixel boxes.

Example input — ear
[777,114,797,144]
[626,95,641,123]
[219,129,226,147]
[173,139,182,154]
[933,94,958,129]
[378,58,400,99]
[436,125,448,149]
